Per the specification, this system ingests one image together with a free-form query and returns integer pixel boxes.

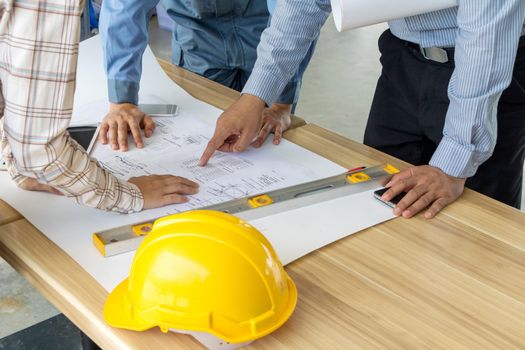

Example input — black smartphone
[67,125,99,153]
[373,187,407,208]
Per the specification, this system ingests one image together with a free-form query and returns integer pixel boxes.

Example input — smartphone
[139,104,178,117]
[67,125,99,154]
[373,187,407,208]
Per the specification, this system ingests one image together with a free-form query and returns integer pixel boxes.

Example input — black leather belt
[406,41,455,63]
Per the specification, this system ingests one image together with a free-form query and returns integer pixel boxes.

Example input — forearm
[243,0,330,106]
[99,0,158,104]
[1,133,143,212]
[430,0,525,178]
[275,37,319,105]
[267,0,320,106]
[1,0,143,213]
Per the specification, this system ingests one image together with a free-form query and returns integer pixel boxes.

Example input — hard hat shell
[104,210,297,343]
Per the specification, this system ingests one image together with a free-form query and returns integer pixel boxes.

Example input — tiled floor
[0,315,82,350]
[0,261,59,338]
[1,13,524,347]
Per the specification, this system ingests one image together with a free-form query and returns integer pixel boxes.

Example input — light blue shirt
[99,0,302,107]
[243,0,525,178]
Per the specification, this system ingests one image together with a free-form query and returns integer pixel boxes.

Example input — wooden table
[2,63,525,349]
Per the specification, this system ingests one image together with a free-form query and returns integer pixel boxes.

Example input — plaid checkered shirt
[0,0,144,213]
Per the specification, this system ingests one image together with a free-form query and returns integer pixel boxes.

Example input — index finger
[381,176,417,202]
[199,134,226,166]
[253,123,273,148]
[99,122,109,144]
[385,167,414,187]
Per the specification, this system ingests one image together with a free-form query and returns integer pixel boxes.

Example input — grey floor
[1,15,524,345]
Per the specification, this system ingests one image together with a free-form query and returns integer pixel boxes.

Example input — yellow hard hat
[104,210,297,344]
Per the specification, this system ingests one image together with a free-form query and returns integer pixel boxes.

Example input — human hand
[199,94,266,166]
[128,175,199,210]
[18,178,62,195]
[380,165,466,219]
[252,103,292,148]
[99,103,156,151]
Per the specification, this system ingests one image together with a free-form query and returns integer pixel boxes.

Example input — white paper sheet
[0,34,395,295]
[90,111,346,218]
[331,0,457,32]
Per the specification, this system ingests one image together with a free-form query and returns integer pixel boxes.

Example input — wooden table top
[0,199,21,226]
[1,61,525,349]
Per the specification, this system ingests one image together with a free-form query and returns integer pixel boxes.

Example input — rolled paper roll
[331,0,457,32]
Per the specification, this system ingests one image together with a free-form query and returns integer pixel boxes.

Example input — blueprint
[91,111,335,216]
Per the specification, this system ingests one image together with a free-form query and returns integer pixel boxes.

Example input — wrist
[240,94,266,110]
[109,102,137,112]
[269,103,292,113]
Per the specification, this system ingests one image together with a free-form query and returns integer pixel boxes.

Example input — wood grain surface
[1,64,524,349]
[0,198,21,226]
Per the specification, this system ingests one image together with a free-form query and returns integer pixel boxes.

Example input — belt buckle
[420,47,449,63]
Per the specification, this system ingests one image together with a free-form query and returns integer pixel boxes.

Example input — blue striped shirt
[243,0,525,178]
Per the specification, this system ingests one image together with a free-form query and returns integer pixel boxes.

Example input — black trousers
[364,30,525,209]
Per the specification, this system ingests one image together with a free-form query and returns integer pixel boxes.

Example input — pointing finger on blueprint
[200,94,265,166]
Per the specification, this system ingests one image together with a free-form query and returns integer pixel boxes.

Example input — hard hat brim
[104,278,155,331]
[104,275,298,343]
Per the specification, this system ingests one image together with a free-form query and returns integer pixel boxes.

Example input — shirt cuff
[111,179,144,214]
[275,79,300,105]
[429,137,487,178]
[1,148,25,185]
[108,79,140,105]
[242,70,290,107]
